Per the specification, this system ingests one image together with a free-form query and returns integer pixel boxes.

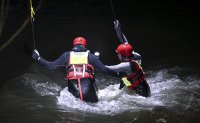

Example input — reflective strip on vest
[69,51,88,64]
[122,77,132,86]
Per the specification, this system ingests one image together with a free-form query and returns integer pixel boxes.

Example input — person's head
[73,37,87,46]
[116,43,133,62]
[72,37,87,52]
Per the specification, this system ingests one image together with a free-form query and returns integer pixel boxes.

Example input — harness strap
[72,65,76,76]
[127,69,143,80]
[82,64,85,77]
[123,61,146,89]
[129,74,145,90]
[77,78,83,101]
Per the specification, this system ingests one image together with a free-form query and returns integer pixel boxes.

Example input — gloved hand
[119,80,125,89]
[32,49,40,61]
[114,20,120,29]
[132,51,141,60]
[132,51,142,65]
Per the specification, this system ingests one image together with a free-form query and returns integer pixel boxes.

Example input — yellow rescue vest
[69,51,88,64]
[66,51,94,80]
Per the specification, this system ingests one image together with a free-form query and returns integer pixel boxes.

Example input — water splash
[56,68,200,115]
[9,68,199,115]
[147,68,200,111]
[21,73,62,96]
[1,67,200,123]
[56,82,162,115]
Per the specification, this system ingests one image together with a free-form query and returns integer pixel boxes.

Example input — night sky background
[0,0,200,84]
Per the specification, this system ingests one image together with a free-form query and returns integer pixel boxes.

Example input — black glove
[118,71,127,89]
[119,80,125,89]
[32,49,40,61]
[132,51,141,60]
[132,51,142,65]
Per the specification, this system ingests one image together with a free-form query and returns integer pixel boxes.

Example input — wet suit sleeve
[106,62,131,72]
[88,53,119,77]
[38,52,69,70]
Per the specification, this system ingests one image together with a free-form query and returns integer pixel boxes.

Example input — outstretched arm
[32,49,68,70]
[114,20,128,43]
[106,62,131,73]
[88,53,119,77]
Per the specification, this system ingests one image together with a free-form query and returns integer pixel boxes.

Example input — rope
[109,0,117,20]
[30,0,36,49]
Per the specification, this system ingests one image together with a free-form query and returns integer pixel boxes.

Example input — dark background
[0,0,200,84]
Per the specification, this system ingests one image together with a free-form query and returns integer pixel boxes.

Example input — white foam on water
[147,68,200,111]
[56,68,197,115]
[56,83,164,115]
[23,76,62,96]
[22,68,200,114]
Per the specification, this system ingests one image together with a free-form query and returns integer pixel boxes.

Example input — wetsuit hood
[71,45,86,52]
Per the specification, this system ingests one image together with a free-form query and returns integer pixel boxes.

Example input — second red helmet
[116,43,133,57]
[73,37,87,46]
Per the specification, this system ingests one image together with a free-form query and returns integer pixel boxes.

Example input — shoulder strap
[130,62,137,72]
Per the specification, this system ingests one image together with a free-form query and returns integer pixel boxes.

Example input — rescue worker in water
[32,37,119,103]
[106,43,151,97]
[106,20,151,97]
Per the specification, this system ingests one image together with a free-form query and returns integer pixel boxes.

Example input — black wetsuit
[37,51,118,102]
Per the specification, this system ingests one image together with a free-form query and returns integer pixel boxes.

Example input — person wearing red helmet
[32,37,119,103]
[107,43,151,97]
[106,20,151,97]
[73,37,87,46]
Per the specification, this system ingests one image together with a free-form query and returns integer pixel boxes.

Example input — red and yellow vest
[122,61,145,90]
[66,51,94,80]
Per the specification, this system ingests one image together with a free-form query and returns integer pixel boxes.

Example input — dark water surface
[0,65,200,123]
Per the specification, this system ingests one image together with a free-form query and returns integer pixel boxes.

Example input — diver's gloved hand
[32,49,40,61]
[132,51,141,60]
[132,51,142,65]
[114,20,120,29]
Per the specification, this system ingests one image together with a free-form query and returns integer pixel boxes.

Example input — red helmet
[73,37,87,46]
[116,43,133,57]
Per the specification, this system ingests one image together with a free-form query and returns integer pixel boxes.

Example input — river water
[1,1,200,122]
[0,65,199,123]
